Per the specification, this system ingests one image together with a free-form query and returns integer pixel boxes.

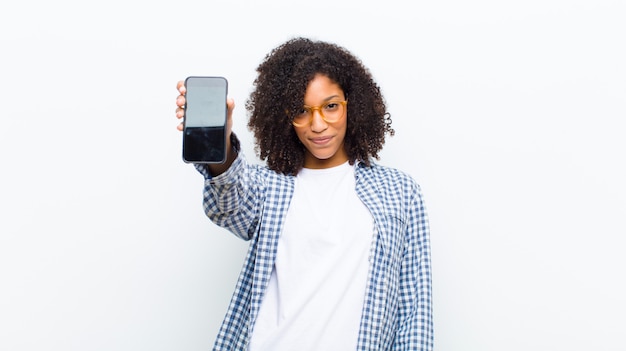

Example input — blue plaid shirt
[195,149,433,351]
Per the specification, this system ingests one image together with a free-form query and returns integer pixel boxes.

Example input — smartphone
[182,76,228,163]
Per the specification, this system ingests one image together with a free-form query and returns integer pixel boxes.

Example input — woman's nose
[309,110,328,132]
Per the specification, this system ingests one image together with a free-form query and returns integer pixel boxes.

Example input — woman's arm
[393,182,434,350]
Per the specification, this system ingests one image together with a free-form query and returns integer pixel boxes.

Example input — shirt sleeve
[393,181,434,350]
[193,134,262,241]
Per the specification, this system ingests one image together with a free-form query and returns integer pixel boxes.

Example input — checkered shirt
[195,150,433,351]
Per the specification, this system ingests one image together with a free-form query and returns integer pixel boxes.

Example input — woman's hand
[176,80,237,174]
[175,80,187,131]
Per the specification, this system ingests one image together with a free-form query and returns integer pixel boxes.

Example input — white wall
[1,1,624,350]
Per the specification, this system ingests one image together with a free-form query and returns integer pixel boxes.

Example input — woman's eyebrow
[304,95,343,105]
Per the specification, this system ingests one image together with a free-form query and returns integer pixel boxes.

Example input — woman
[175,37,433,351]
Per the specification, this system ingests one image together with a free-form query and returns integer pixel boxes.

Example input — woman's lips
[310,136,332,145]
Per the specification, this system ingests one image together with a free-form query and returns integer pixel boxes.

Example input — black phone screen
[183,76,228,163]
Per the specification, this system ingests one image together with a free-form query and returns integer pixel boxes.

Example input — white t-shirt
[249,162,374,351]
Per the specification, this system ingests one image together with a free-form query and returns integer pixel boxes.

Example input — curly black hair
[246,37,394,175]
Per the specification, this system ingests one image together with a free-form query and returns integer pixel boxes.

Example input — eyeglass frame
[291,100,348,127]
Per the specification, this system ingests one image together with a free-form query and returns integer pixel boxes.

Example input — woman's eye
[324,103,338,110]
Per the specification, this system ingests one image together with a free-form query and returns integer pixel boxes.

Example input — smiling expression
[293,74,349,169]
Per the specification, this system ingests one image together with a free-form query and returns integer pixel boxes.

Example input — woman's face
[294,74,348,169]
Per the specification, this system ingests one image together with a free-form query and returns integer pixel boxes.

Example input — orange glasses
[291,100,348,127]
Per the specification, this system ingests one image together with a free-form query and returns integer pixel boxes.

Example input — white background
[1,1,624,350]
